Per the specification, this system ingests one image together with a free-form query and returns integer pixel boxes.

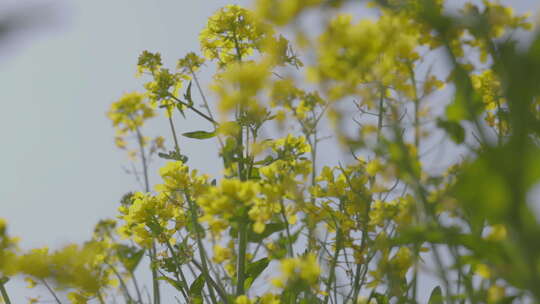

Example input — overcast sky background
[0,0,538,302]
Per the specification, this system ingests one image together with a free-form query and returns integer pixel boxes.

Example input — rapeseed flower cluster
[200,5,268,67]
[311,14,421,100]
[197,179,260,236]
[272,253,321,288]
[5,242,116,303]
[107,92,155,136]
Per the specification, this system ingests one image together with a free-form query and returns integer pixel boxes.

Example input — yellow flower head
[177,52,206,74]
[107,92,155,134]
[235,295,252,304]
[273,253,321,288]
[200,5,269,67]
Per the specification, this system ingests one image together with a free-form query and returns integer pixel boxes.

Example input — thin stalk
[169,95,217,126]
[131,271,144,304]
[347,194,372,302]
[495,98,504,145]
[279,199,295,257]
[133,124,160,304]
[107,263,135,303]
[167,109,181,154]
[189,68,224,148]
[306,131,318,252]
[232,26,246,181]
[407,61,421,303]
[191,259,229,301]
[377,86,385,142]
[323,229,342,304]
[97,291,106,304]
[133,126,150,193]
[151,214,189,302]
[389,116,455,303]
[164,241,189,302]
[41,279,62,304]
[163,115,216,303]
[0,279,11,304]
[406,61,421,150]
[165,107,220,302]
[350,89,384,302]
[190,68,215,122]
[450,245,475,303]
[185,194,224,304]
[232,31,243,62]
[236,218,248,296]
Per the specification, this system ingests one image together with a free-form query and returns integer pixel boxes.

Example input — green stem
[406,61,421,150]
[279,199,294,257]
[133,125,150,193]
[41,279,62,304]
[190,68,215,122]
[186,194,224,304]
[165,112,220,302]
[131,271,144,304]
[377,86,385,142]
[97,291,106,304]
[133,124,160,304]
[169,95,217,126]
[0,278,11,304]
[191,259,228,302]
[166,110,181,154]
[323,229,342,304]
[236,218,248,296]
[107,263,135,303]
[190,68,224,149]
[164,241,189,302]
[406,62,422,302]
[150,244,161,304]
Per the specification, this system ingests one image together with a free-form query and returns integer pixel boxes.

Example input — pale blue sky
[0,0,256,247]
[0,0,252,301]
[0,0,538,302]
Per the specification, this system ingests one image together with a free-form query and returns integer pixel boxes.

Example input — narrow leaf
[189,274,205,296]
[437,118,465,144]
[184,81,193,106]
[158,276,187,292]
[182,130,216,140]
[244,258,270,289]
[428,286,443,304]
[248,222,286,242]
[125,249,145,273]
[176,103,186,118]
[246,258,270,280]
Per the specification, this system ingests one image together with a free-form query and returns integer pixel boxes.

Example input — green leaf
[428,286,443,304]
[124,249,145,273]
[454,155,511,223]
[246,258,270,284]
[182,130,216,140]
[184,81,193,107]
[249,167,260,179]
[176,103,186,118]
[254,155,275,166]
[158,275,187,293]
[248,222,286,242]
[244,277,254,291]
[368,291,389,304]
[116,245,145,273]
[189,274,205,297]
[158,150,188,162]
[436,118,465,144]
